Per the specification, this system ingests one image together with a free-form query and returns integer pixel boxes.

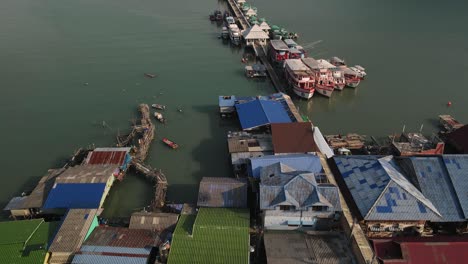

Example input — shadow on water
[165,104,237,203]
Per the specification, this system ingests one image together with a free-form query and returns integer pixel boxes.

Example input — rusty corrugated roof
[83,226,160,248]
[271,122,320,154]
[197,177,248,208]
[129,212,178,232]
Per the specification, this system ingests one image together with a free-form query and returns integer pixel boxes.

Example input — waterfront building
[271,122,334,157]
[259,163,341,230]
[259,21,270,32]
[242,24,269,46]
[268,40,290,65]
[197,177,248,208]
[235,99,294,130]
[167,208,250,264]
[249,153,323,178]
[0,219,59,263]
[83,147,132,180]
[331,155,468,237]
[47,209,99,263]
[71,226,160,264]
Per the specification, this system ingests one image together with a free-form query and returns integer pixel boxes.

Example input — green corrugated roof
[168,208,250,264]
[0,219,60,264]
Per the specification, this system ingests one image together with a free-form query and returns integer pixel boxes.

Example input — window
[279,205,295,211]
[312,206,327,211]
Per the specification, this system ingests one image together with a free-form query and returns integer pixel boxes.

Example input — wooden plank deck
[226,0,250,30]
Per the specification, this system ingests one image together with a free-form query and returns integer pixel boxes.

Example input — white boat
[343,68,361,88]
[284,59,315,99]
[332,69,346,91]
[351,65,366,79]
[221,27,229,39]
[154,112,166,123]
[225,16,236,25]
[228,24,241,45]
[302,58,335,98]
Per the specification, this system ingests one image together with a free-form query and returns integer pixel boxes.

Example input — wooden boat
[152,104,166,110]
[154,112,166,123]
[145,73,157,78]
[162,138,179,149]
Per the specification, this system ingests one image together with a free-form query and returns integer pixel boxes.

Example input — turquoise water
[1,0,467,218]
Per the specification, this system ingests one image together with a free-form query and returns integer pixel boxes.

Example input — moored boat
[350,65,366,79]
[162,138,179,149]
[154,112,166,123]
[225,16,236,25]
[302,58,335,98]
[332,69,346,91]
[284,59,315,99]
[221,27,229,39]
[343,68,361,88]
[268,40,290,65]
[151,104,166,110]
[329,56,346,68]
[228,24,241,45]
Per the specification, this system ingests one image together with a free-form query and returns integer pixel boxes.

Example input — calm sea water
[1,0,467,218]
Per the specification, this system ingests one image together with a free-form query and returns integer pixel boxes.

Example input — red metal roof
[87,151,127,165]
[447,125,468,153]
[83,226,160,248]
[373,236,468,264]
[271,122,320,154]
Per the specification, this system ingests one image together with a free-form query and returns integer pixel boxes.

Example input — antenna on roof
[419,124,424,133]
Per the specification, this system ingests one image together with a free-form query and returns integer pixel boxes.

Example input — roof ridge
[378,157,442,218]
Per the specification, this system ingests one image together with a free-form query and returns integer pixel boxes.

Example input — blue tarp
[250,154,323,178]
[43,183,106,209]
[236,99,292,130]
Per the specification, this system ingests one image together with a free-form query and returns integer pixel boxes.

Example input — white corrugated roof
[316,59,335,69]
[284,59,309,72]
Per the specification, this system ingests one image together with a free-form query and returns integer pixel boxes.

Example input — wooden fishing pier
[226,0,250,30]
[117,104,168,210]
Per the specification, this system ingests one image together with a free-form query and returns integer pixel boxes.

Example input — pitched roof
[333,156,442,221]
[442,155,468,218]
[259,164,340,210]
[271,122,320,154]
[270,40,289,51]
[168,208,250,264]
[447,125,468,153]
[399,157,464,221]
[129,212,179,232]
[43,183,106,209]
[72,254,148,264]
[250,154,323,178]
[49,209,98,253]
[197,177,248,208]
[0,219,60,264]
[259,21,270,30]
[235,99,293,130]
[284,59,310,72]
[242,25,269,39]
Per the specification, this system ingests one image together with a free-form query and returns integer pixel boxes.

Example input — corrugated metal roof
[129,212,178,232]
[0,219,44,244]
[243,25,269,39]
[21,168,65,208]
[80,245,151,255]
[49,209,98,253]
[55,165,117,184]
[235,99,292,130]
[83,226,160,248]
[313,127,335,158]
[3,196,27,210]
[443,155,468,218]
[271,122,320,154]
[43,183,106,209]
[85,148,130,166]
[333,156,442,221]
[197,177,248,208]
[250,154,322,178]
[402,157,464,221]
[270,40,289,51]
[72,254,148,264]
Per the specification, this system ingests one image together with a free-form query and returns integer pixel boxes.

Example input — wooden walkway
[226,0,250,30]
[254,44,285,93]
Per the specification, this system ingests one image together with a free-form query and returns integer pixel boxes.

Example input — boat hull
[345,79,360,88]
[315,84,334,98]
[293,87,314,99]
[334,82,346,91]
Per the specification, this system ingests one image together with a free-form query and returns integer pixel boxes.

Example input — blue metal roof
[72,254,148,264]
[235,99,292,130]
[219,96,237,107]
[80,245,151,255]
[443,155,468,218]
[334,156,442,221]
[43,183,106,209]
[250,154,322,178]
[405,157,464,222]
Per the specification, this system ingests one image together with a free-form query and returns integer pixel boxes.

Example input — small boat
[152,104,166,110]
[162,138,179,149]
[350,65,366,79]
[221,27,229,39]
[145,73,157,78]
[154,112,166,123]
[245,64,267,78]
[225,16,236,25]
